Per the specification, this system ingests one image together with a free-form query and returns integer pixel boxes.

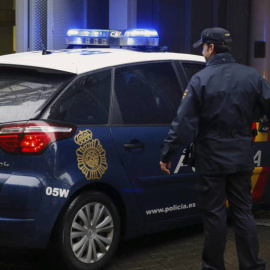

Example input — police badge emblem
[74,130,108,180]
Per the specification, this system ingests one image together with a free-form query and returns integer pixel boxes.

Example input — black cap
[193,27,232,48]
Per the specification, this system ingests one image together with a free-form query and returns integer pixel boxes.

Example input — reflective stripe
[251,122,269,202]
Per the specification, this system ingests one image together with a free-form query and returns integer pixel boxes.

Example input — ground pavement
[0,210,269,270]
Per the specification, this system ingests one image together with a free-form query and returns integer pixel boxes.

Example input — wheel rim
[70,202,114,264]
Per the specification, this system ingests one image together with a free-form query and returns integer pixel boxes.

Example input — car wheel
[56,191,122,270]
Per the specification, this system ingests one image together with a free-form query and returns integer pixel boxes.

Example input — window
[44,69,111,125]
[0,67,73,123]
[174,61,205,89]
[183,63,205,80]
[182,62,205,89]
[112,62,182,125]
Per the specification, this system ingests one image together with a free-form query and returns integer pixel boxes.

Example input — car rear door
[110,61,201,223]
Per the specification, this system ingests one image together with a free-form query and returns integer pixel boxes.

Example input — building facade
[0,0,269,78]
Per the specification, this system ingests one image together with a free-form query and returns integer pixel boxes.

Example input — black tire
[55,191,122,270]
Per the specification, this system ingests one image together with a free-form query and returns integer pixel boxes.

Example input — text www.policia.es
[145,203,196,215]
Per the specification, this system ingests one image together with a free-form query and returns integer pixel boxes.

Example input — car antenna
[39,31,52,55]
[42,49,52,55]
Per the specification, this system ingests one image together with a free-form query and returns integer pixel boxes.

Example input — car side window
[174,61,205,89]
[112,62,182,125]
[44,69,111,125]
[183,63,205,80]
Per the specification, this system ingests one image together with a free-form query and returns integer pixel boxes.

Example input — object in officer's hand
[183,143,195,166]
[259,115,270,133]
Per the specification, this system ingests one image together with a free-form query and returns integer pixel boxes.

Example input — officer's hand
[160,161,171,175]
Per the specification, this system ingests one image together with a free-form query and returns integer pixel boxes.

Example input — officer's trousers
[196,172,265,270]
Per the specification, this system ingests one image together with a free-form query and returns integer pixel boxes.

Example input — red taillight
[20,134,51,153]
[0,121,76,155]
[0,135,20,152]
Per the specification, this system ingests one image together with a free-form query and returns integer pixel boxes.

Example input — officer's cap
[193,27,232,49]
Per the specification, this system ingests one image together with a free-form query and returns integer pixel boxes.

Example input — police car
[0,28,269,270]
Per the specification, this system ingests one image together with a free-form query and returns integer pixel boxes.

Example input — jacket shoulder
[233,63,260,73]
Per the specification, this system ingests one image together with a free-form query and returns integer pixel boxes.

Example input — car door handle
[124,142,146,150]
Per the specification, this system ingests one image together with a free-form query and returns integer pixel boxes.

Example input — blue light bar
[66,28,159,47]
[66,29,112,46]
[66,29,110,38]
[124,29,158,38]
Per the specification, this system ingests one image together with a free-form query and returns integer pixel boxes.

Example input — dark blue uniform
[161,53,270,270]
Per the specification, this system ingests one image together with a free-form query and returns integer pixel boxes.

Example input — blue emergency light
[66,28,159,47]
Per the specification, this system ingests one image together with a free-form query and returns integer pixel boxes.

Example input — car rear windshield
[0,67,74,123]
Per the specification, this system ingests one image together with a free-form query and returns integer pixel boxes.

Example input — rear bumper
[0,174,65,249]
[0,217,37,248]
[0,175,42,211]
[0,175,42,247]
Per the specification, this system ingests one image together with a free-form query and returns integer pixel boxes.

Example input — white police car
[0,29,268,270]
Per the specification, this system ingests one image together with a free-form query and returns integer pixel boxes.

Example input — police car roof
[0,48,205,74]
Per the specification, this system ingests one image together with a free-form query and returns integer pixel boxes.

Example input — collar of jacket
[206,53,235,66]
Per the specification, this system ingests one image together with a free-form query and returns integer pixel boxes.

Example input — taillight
[20,134,51,153]
[0,121,76,155]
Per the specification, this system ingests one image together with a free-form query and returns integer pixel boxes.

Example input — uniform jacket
[161,53,270,174]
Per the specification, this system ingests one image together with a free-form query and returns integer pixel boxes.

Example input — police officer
[160,27,270,270]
